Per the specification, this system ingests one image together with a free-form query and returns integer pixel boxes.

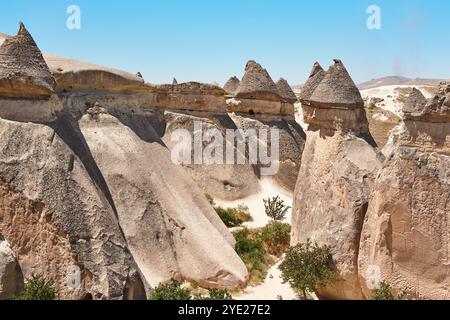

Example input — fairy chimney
[223,76,240,95]
[0,22,56,98]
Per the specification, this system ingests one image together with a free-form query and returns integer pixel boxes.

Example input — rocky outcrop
[0,23,56,99]
[229,61,292,115]
[276,78,297,104]
[162,110,260,200]
[402,87,428,116]
[223,76,240,95]
[358,81,450,300]
[0,118,146,300]
[292,60,383,300]
[78,110,248,288]
[0,237,23,299]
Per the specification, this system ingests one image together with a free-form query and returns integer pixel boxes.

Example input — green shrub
[149,280,192,300]
[194,289,233,300]
[215,205,252,228]
[279,240,336,300]
[233,228,271,285]
[371,281,406,300]
[9,274,55,300]
[263,196,291,221]
[259,221,291,257]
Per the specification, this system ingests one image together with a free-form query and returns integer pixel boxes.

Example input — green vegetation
[214,204,252,228]
[149,280,192,300]
[9,274,55,300]
[149,280,233,300]
[263,196,291,221]
[233,228,273,285]
[259,221,291,257]
[371,281,406,300]
[205,193,215,206]
[279,240,337,300]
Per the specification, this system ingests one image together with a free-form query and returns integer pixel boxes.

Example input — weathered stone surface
[0,118,146,300]
[229,113,306,192]
[292,59,383,300]
[0,237,23,299]
[224,76,240,95]
[402,87,428,116]
[0,23,56,99]
[78,111,248,288]
[358,82,450,300]
[298,62,326,103]
[162,110,260,200]
[235,60,281,102]
[276,78,297,104]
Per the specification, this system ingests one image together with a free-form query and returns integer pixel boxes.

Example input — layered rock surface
[292,60,384,300]
[358,81,450,299]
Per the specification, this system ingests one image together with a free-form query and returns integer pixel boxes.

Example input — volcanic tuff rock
[358,81,450,299]
[0,23,56,98]
[292,60,384,300]
[223,76,240,95]
[276,78,297,104]
[162,110,260,200]
[0,237,23,299]
[78,110,248,288]
[236,60,281,101]
[402,87,428,116]
[298,62,326,103]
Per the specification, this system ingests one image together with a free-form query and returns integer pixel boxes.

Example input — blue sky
[1,0,449,85]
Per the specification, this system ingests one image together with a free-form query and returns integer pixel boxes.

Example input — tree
[194,289,233,300]
[279,240,336,300]
[371,281,406,300]
[263,196,291,221]
[149,280,192,300]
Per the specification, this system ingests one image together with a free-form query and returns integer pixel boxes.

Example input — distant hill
[358,76,443,90]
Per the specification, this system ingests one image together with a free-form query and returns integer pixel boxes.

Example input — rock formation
[0,23,249,299]
[358,81,450,299]
[0,237,23,299]
[223,76,240,95]
[0,23,56,98]
[276,78,297,104]
[292,60,384,300]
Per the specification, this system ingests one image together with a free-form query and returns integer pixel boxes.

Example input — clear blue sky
[1,0,449,85]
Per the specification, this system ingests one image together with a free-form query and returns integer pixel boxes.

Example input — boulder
[0,237,23,299]
[0,23,55,99]
[358,81,450,299]
[291,60,383,300]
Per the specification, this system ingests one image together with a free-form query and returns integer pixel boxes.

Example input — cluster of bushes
[371,281,406,300]
[9,274,55,300]
[149,280,233,300]
[214,205,253,228]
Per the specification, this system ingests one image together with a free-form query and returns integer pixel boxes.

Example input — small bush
[279,240,336,300]
[263,196,291,221]
[149,280,192,300]
[194,289,233,300]
[371,281,406,300]
[233,228,271,285]
[259,221,291,257]
[215,205,252,228]
[10,274,55,300]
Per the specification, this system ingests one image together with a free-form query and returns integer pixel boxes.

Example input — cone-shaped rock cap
[309,59,364,108]
[223,76,240,95]
[276,78,297,103]
[0,22,56,98]
[172,78,178,85]
[407,81,450,121]
[235,60,281,101]
[402,87,428,115]
[299,62,326,102]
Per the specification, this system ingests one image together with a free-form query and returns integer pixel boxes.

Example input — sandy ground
[361,85,434,116]
[214,177,293,229]
[235,259,298,300]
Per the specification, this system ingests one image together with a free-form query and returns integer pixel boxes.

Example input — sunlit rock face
[359,81,450,300]
[292,60,384,300]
